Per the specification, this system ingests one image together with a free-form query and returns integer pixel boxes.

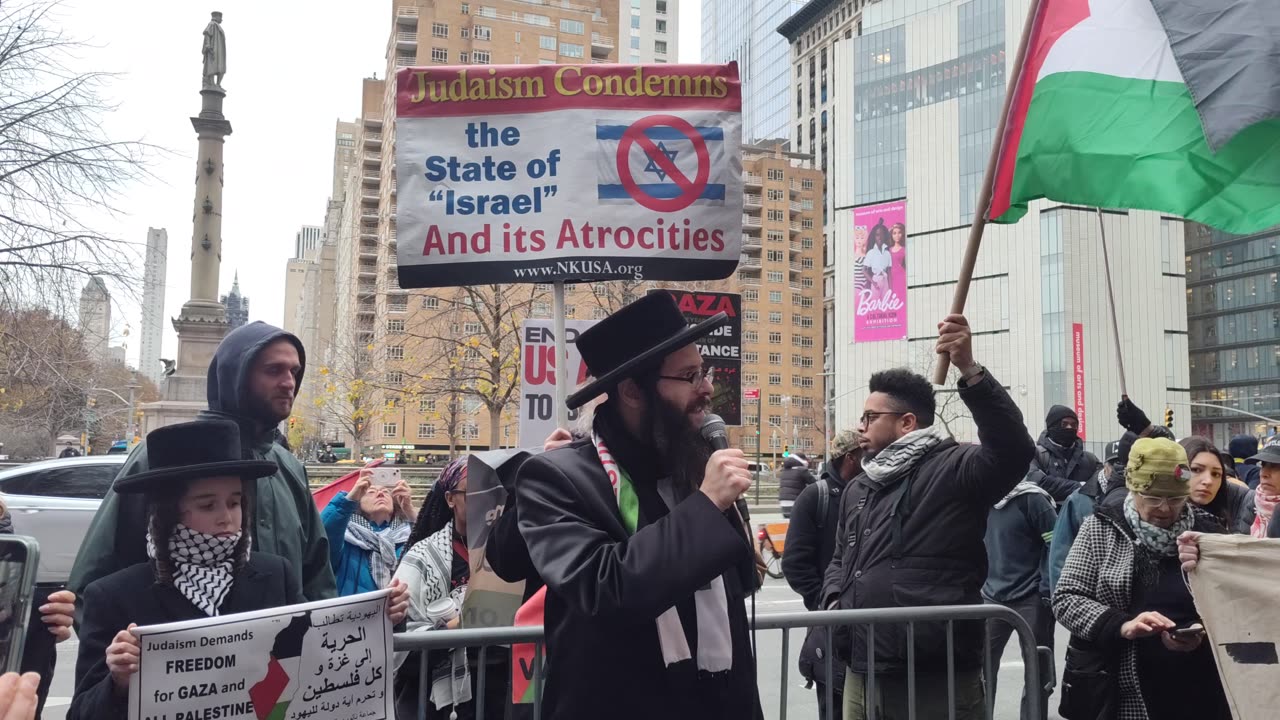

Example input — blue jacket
[321,492,407,596]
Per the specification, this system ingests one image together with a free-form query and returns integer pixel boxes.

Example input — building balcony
[358,264,377,277]
[742,214,761,228]
[737,273,761,286]
[739,255,762,269]
[789,222,802,234]
[396,6,419,26]
[362,192,378,207]
[744,172,763,188]
[357,300,376,313]
[743,194,762,210]
[359,243,378,258]
[364,133,383,148]
[789,262,805,273]
[790,201,803,212]
[362,173,379,187]
[361,211,379,223]
[396,31,418,51]
[363,115,382,129]
[741,237,762,251]
[395,53,415,69]
[591,34,614,57]
[363,152,380,167]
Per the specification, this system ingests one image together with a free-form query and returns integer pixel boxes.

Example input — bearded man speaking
[515,292,763,719]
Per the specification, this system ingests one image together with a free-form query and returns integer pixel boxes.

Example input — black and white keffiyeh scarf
[147,523,242,616]
[861,427,946,486]
[345,514,411,588]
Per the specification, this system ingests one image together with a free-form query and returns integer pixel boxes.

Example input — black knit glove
[1116,398,1151,434]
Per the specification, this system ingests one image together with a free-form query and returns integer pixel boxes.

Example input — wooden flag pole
[933,0,1044,386]
[1095,208,1129,398]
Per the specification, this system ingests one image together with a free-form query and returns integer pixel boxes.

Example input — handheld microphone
[700,413,730,451]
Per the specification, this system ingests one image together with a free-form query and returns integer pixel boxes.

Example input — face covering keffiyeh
[592,431,734,675]
[1251,491,1280,539]
[345,514,411,588]
[148,523,243,616]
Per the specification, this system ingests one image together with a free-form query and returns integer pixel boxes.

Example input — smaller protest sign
[649,289,742,425]
[463,449,530,630]
[129,590,392,720]
[519,318,595,446]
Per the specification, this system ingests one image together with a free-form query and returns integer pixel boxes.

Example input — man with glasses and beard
[515,293,763,720]
[821,314,1035,720]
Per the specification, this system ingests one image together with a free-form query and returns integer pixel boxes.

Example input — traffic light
[1164,408,1174,428]
[783,445,790,458]
[288,417,297,429]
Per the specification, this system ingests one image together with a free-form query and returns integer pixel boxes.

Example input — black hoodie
[69,322,337,613]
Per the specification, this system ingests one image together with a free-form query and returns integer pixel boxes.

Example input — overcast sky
[56,0,702,369]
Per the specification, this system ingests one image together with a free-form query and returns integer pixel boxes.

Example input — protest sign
[1188,535,1280,720]
[463,449,530,630]
[395,64,743,287]
[649,289,742,425]
[129,590,392,720]
[852,200,908,342]
[519,318,595,446]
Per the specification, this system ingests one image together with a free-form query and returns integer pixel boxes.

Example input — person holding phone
[320,464,416,596]
[65,420,409,720]
[1053,438,1230,720]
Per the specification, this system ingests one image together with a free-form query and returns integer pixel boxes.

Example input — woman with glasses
[1052,438,1230,720]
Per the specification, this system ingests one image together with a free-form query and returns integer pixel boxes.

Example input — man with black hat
[514,292,762,720]
[70,322,337,616]
[1026,405,1101,504]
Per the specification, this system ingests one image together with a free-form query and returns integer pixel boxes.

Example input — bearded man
[515,292,763,720]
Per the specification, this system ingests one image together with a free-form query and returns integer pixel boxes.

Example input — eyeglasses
[658,365,713,387]
[1135,493,1190,510]
[859,410,905,426]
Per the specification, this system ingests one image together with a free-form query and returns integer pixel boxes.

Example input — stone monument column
[141,12,233,432]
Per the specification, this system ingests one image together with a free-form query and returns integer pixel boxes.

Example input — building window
[383,423,398,439]
[459,52,470,63]
[560,42,584,58]
[418,423,436,439]
[767,271,784,283]
[386,371,404,385]
[559,19,584,34]
[768,373,781,385]
[419,397,436,412]
[744,351,759,363]
[473,50,490,63]
[744,330,759,343]
[524,13,550,26]
[767,189,784,201]
[768,168,785,181]
[654,40,667,55]
[768,333,782,345]
[387,319,405,333]
[388,296,408,312]
[387,345,404,360]
[533,301,550,317]
[514,31,520,43]
[461,3,470,13]
[767,249,785,262]
[631,15,640,28]
[744,310,759,323]
[539,35,556,50]
[768,393,782,406]
[655,19,667,34]
[460,27,470,38]
[744,289,759,302]
[592,306,607,319]
[432,22,449,38]
[431,47,448,63]
[656,0,667,13]
[423,296,440,310]
[768,311,782,324]
[802,179,815,190]
[769,290,782,303]
[630,36,641,49]
[464,322,482,334]
[767,231,784,244]
[460,423,480,440]
[767,210,785,222]
[473,25,492,40]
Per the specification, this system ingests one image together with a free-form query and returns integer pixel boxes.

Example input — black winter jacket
[1026,433,1101,503]
[820,371,1035,674]
[778,458,815,516]
[1199,479,1255,535]
[783,470,846,611]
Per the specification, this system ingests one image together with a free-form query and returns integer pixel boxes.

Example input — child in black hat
[66,420,409,720]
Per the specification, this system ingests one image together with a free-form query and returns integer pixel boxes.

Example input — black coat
[1026,433,1101,503]
[1200,479,1256,535]
[783,470,845,611]
[778,459,815,515]
[820,371,1036,674]
[67,553,302,720]
[516,434,763,720]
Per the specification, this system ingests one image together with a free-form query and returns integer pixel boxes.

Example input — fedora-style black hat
[115,420,278,494]
[566,292,728,410]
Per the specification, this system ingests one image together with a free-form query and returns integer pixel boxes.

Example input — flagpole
[933,0,1044,386]
[1095,208,1129,398]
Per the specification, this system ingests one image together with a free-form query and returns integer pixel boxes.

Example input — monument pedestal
[139,301,230,432]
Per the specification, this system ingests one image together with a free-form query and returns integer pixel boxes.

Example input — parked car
[0,455,126,584]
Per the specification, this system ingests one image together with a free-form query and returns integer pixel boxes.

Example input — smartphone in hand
[368,466,402,488]
[1171,623,1205,639]
[0,536,40,674]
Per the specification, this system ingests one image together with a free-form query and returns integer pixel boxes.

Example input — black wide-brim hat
[1249,437,1280,465]
[115,419,278,494]
[566,291,728,410]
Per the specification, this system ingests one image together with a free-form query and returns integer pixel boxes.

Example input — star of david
[642,141,680,181]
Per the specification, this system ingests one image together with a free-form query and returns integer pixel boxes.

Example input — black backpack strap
[815,478,830,529]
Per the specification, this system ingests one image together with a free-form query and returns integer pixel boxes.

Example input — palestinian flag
[249,612,312,720]
[989,0,1280,234]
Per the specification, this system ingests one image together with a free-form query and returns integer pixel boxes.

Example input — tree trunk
[488,405,502,449]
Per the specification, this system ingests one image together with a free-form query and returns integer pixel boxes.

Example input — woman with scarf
[321,464,415,595]
[392,458,506,720]
[66,420,409,720]
[1179,436,1255,535]
[1053,438,1230,720]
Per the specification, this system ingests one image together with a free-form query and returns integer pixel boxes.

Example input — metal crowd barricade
[391,604,1047,720]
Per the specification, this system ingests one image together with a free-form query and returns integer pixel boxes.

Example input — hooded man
[514,293,762,720]
[1229,434,1262,490]
[783,429,865,720]
[778,453,815,518]
[69,322,337,612]
[1026,405,1101,504]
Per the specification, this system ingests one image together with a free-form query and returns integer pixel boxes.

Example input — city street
[41,510,1068,720]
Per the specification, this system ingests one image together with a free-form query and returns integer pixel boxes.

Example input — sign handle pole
[553,281,569,430]
[1095,208,1128,398]
[754,399,762,505]
[933,0,1044,385]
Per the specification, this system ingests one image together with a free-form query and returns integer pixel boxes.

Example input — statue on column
[202,11,227,90]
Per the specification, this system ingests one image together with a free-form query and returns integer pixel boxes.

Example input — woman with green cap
[1052,437,1230,720]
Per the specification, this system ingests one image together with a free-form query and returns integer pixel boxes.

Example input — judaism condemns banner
[852,201,907,342]
[395,64,743,287]
[129,591,392,720]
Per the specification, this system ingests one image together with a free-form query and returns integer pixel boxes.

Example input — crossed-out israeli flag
[596,119,728,205]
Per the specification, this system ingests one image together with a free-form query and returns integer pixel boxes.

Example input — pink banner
[852,201,908,342]
[1072,322,1087,441]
